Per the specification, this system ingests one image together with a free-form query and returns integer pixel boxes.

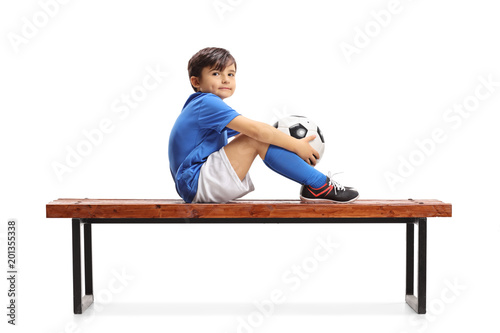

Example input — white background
[1,0,499,332]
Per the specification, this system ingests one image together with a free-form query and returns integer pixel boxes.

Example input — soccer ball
[273,115,325,163]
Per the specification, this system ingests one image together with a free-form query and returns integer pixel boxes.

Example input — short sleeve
[227,128,240,138]
[197,94,240,133]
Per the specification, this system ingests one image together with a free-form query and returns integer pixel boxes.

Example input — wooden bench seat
[46,198,452,315]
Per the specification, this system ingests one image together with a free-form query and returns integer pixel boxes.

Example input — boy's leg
[225,134,359,203]
[262,144,326,188]
[224,134,269,181]
[224,135,325,188]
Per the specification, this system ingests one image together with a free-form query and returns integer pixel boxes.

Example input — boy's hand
[296,135,320,166]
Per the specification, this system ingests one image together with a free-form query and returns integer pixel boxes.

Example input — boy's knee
[245,135,269,157]
[234,135,269,157]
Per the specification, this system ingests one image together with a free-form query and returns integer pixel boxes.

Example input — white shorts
[192,147,255,203]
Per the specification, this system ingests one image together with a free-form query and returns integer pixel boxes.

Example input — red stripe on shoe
[307,185,333,197]
[309,184,326,190]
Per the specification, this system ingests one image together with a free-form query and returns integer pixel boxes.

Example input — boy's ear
[190,76,200,89]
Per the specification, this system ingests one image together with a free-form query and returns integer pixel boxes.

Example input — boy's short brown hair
[188,47,237,92]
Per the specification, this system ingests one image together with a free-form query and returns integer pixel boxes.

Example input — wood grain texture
[46,199,452,219]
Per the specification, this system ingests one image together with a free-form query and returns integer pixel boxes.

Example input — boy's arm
[226,115,319,165]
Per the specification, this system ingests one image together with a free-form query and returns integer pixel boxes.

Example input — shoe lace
[326,171,346,195]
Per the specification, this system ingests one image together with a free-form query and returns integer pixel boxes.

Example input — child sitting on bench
[168,47,359,204]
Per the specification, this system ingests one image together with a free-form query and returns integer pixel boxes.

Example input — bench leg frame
[72,218,94,314]
[405,218,427,314]
[69,217,427,314]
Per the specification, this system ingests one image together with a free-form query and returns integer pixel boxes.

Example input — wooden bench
[46,198,452,315]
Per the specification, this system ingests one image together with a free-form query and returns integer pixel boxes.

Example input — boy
[168,47,359,203]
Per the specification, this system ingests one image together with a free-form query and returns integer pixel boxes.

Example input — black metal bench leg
[72,218,94,314]
[405,218,427,314]
[83,222,94,307]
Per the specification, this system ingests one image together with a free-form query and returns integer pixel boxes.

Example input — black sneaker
[300,173,359,203]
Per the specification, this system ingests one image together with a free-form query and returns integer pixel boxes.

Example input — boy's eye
[212,72,219,76]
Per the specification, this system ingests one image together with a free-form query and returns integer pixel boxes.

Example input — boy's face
[191,63,236,99]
